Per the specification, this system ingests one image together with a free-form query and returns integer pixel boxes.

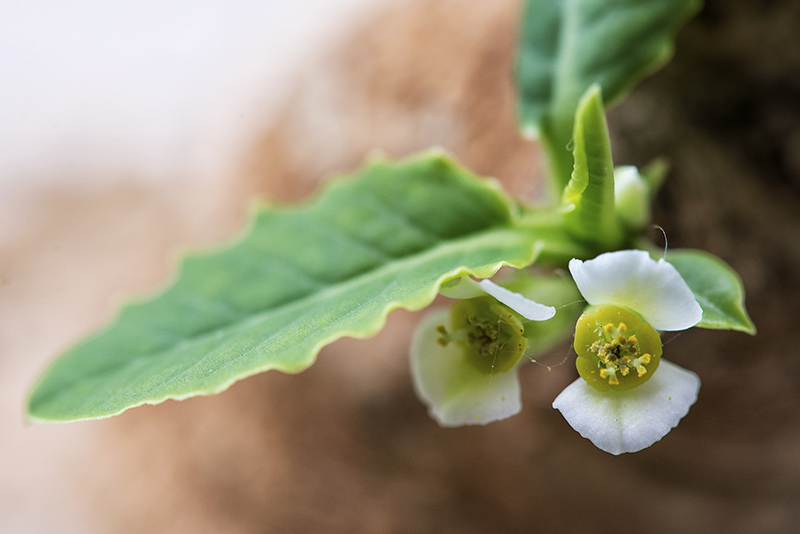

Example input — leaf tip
[577,84,604,114]
[737,315,757,336]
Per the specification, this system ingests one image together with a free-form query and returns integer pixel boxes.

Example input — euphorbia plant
[27,0,754,455]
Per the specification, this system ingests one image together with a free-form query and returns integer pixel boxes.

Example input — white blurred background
[0,0,387,193]
[0,2,390,532]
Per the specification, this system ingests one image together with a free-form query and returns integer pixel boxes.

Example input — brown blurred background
[2,0,799,532]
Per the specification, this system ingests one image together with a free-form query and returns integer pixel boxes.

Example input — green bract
[516,0,701,190]
[667,250,756,334]
[561,86,624,250]
[27,151,585,423]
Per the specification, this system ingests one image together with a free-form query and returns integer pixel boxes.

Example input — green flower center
[437,296,528,375]
[573,305,662,392]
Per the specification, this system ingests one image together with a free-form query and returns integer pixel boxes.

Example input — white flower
[410,278,555,426]
[553,249,703,454]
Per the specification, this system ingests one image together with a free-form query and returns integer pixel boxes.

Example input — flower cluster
[410,249,703,454]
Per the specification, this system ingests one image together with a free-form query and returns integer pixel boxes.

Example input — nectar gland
[437,296,528,375]
[573,305,662,392]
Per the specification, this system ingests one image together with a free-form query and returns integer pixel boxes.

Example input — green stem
[515,206,594,264]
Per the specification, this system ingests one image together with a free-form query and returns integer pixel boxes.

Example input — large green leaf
[561,86,624,249]
[28,151,585,423]
[516,0,701,190]
[667,249,756,334]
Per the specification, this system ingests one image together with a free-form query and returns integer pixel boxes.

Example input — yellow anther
[599,366,619,385]
[591,330,651,384]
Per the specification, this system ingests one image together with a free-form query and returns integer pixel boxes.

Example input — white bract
[554,249,703,454]
[438,277,556,321]
[410,277,555,426]
[476,279,556,321]
[553,359,700,455]
[569,249,701,331]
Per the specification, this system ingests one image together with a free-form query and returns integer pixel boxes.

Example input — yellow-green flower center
[573,305,662,391]
[437,296,528,375]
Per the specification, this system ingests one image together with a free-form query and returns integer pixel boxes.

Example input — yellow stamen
[590,322,652,385]
[599,366,619,385]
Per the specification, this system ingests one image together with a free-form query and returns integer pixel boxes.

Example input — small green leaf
[561,86,624,249]
[516,0,701,190]
[27,151,583,423]
[667,249,756,334]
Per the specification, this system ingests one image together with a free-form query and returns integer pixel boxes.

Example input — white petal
[477,279,556,321]
[410,309,521,427]
[552,359,700,455]
[569,250,702,331]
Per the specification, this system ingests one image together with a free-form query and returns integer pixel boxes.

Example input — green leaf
[27,151,584,423]
[667,249,756,334]
[516,0,701,190]
[561,86,624,249]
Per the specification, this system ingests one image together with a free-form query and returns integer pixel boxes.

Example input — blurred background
[3,0,800,532]
[1,1,389,532]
